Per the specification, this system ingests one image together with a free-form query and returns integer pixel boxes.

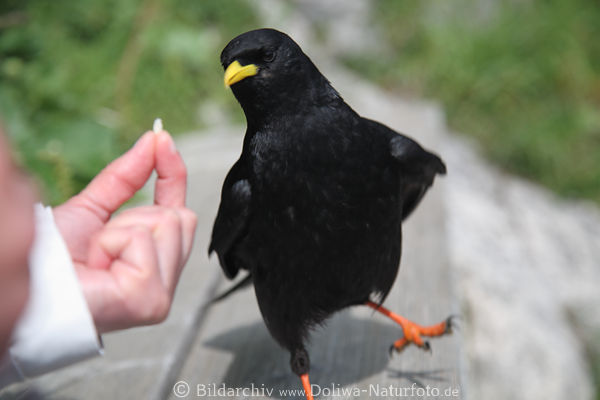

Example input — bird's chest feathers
[249,128,344,193]
[247,127,389,215]
[249,130,288,179]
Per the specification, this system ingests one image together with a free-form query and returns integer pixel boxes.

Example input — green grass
[0,0,257,204]
[344,0,600,203]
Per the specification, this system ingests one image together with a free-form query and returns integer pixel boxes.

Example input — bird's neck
[240,77,342,129]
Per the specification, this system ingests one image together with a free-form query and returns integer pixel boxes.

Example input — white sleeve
[0,204,102,388]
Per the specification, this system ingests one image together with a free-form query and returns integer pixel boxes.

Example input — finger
[177,207,198,265]
[87,207,171,271]
[154,131,187,208]
[90,225,159,276]
[105,206,176,235]
[72,131,156,222]
[109,205,197,270]
[107,205,165,224]
[86,231,112,270]
[85,225,170,331]
[114,206,196,269]
[152,209,184,295]
[106,206,185,294]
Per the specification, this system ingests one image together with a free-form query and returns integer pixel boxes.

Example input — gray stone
[443,136,598,400]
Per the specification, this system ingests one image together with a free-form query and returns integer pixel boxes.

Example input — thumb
[69,131,157,222]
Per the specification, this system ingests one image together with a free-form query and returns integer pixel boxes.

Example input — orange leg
[366,301,454,353]
[300,374,314,400]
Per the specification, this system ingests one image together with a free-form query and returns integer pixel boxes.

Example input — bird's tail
[427,152,447,176]
[210,273,253,303]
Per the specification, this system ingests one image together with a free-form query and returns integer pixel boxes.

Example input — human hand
[53,128,197,333]
[0,130,35,356]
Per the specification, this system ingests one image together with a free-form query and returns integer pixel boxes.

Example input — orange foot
[366,301,455,354]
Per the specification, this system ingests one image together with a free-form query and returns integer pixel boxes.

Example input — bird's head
[220,29,339,122]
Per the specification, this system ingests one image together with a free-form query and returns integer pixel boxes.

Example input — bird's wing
[209,160,252,279]
[389,132,446,220]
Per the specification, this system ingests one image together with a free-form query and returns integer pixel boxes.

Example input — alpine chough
[210,28,453,399]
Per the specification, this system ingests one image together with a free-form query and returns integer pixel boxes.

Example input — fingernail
[153,118,163,134]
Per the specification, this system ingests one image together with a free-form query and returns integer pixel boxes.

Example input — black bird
[210,28,452,399]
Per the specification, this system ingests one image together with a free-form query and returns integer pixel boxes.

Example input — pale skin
[0,126,197,357]
[53,129,197,333]
[0,132,35,356]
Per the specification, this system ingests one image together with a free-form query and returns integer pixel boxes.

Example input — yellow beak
[224,60,258,87]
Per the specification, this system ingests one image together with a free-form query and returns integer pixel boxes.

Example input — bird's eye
[262,50,275,63]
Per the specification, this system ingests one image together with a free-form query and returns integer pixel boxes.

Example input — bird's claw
[387,315,460,357]
[388,340,408,357]
[367,303,457,359]
[388,337,431,357]
[388,344,396,358]
[422,341,431,353]
[444,314,460,335]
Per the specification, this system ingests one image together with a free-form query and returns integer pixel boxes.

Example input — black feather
[210,28,446,372]
[210,273,253,303]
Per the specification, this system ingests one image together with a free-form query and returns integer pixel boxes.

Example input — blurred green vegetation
[2,0,598,206]
[345,0,600,203]
[0,0,257,204]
